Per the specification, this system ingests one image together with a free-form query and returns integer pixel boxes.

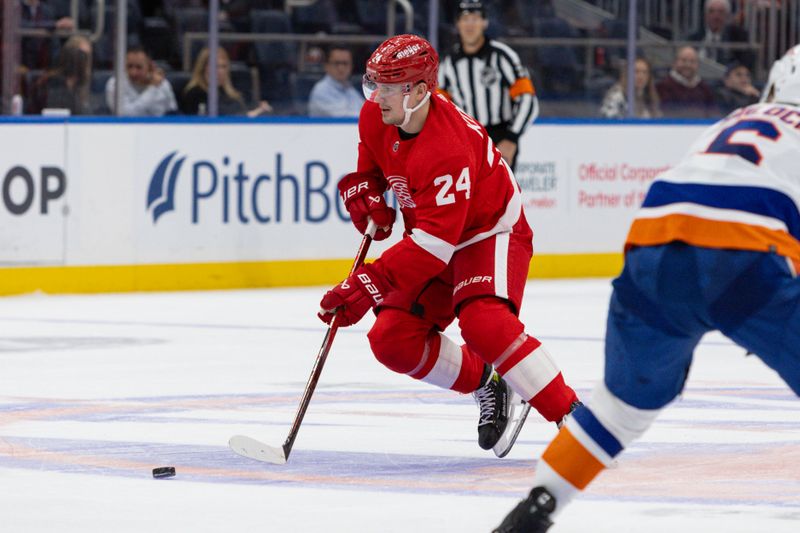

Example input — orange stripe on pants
[627,214,800,265]
[541,427,606,490]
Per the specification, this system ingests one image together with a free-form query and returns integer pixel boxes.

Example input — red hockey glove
[318,264,390,327]
[338,172,396,241]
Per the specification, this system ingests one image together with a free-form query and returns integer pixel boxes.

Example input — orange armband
[509,77,535,99]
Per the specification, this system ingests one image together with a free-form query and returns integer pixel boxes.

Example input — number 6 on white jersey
[434,166,471,206]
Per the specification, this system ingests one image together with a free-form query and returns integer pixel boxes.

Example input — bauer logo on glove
[338,172,396,241]
[318,264,391,327]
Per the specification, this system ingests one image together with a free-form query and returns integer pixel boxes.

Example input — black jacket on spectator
[20,1,58,69]
[180,86,247,116]
[715,85,759,116]
[29,73,91,114]
[689,24,754,71]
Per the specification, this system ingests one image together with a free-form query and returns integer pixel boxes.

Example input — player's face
[456,12,487,48]
[376,85,409,125]
[363,77,411,123]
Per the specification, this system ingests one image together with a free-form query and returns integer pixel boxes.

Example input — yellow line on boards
[529,253,623,279]
[0,254,623,295]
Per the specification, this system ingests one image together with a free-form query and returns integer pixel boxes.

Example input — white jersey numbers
[434,166,471,206]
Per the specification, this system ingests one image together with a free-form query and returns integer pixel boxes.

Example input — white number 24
[433,166,471,206]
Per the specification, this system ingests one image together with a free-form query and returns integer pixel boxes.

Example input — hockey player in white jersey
[493,47,800,532]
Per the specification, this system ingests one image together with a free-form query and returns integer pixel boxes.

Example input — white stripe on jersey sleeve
[496,52,518,125]
[496,50,518,90]
[492,40,525,73]
[530,95,540,123]
[494,43,536,135]
[456,58,474,117]
[488,51,502,124]
[442,56,465,109]
[511,92,534,135]
[471,57,489,125]
[637,202,789,232]
[410,228,456,264]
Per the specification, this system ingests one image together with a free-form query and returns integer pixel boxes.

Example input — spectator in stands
[20,0,58,70]
[105,46,177,116]
[64,34,93,80]
[48,0,89,31]
[28,35,92,114]
[308,45,364,117]
[656,46,717,118]
[218,0,254,31]
[689,0,754,70]
[715,61,760,115]
[600,58,662,119]
[180,47,272,117]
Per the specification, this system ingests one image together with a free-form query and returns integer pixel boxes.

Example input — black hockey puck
[152,466,176,479]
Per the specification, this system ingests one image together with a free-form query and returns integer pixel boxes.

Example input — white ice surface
[0,280,798,532]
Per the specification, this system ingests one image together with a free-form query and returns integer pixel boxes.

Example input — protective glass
[362,75,410,101]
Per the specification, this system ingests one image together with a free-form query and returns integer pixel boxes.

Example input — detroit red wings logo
[387,175,416,208]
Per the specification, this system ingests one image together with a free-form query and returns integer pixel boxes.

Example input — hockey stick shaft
[280,220,378,460]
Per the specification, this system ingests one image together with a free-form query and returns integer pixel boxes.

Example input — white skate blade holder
[493,391,531,458]
[229,435,287,465]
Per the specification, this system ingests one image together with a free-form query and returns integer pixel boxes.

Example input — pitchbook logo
[147,151,185,223]
[145,150,347,225]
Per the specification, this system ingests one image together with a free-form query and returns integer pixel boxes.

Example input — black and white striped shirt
[439,39,539,143]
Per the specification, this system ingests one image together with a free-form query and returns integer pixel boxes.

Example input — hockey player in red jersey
[318,34,580,457]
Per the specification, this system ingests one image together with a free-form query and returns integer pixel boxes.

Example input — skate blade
[492,395,531,458]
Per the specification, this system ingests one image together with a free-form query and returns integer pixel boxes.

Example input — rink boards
[0,117,708,294]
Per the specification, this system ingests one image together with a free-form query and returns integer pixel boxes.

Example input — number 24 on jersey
[434,166,471,206]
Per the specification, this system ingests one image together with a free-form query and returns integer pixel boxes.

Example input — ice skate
[557,400,583,429]
[473,371,531,458]
[492,486,556,533]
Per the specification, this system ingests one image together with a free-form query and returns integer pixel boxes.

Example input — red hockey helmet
[364,34,439,96]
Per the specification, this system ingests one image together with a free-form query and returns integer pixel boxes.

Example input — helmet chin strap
[400,91,431,128]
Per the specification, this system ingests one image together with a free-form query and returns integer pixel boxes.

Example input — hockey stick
[229,220,378,465]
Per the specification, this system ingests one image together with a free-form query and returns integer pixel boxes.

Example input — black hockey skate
[557,400,584,429]
[492,487,556,533]
[473,370,531,457]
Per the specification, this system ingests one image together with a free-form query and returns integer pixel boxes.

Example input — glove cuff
[338,172,386,201]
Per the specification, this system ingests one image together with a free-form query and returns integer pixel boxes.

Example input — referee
[438,0,539,171]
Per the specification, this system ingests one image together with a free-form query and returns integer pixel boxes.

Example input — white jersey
[627,102,800,270]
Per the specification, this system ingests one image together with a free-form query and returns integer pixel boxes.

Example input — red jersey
[357,93,528,291]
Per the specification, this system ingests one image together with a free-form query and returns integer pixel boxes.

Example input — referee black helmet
[457,0,486,18]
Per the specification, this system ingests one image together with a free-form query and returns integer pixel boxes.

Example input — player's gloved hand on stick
[338,172,396,241]
[318,264,390,327]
